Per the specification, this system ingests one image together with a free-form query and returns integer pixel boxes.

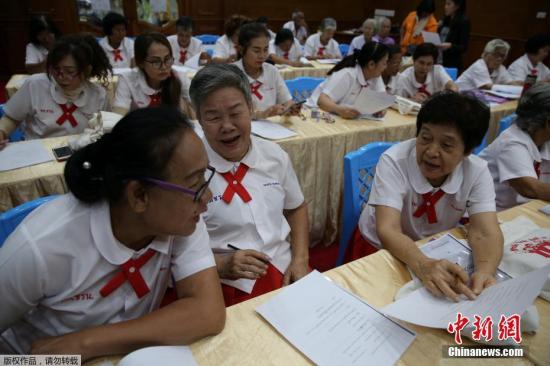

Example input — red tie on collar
[100,249,156,299]
[250,81,263,100]
[220,163,252,204]
[534,161,541,178]
[283,52,289,59]
[417,84,431,97]
[179,49,187,63]
[113,49,124,62]
[149,93,161,107]
[413,190,445,224]
[318,47,325,57]
[56,103,78,127]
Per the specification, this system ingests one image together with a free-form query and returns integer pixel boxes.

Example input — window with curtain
[136,0,179,27]
[76,0,125,29]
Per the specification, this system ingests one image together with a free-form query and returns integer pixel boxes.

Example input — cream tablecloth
[85,200,550,366]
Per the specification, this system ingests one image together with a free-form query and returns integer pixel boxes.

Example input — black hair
[275,29,295,45]
[29,15,61,46]
[224,14,250,38]
[442,0,467,27]
[525,33,550,55]
[257,16,269,24]
[47,34,112,85]
[134,32,182,107]
[416,0,436,17]
[387,45,402,59]
[416,91,489,153]
[176,16,194,31]
[328,41,389,75]
[102,12,128,36]
[413,42,438,61]
[238,22,270,57]
[65,107,193,203]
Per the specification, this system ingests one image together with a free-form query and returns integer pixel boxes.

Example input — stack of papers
[483,85,522,99]
[350,89,396,116]
[421,31,442,45]
[256,271,416,366]
[0,140,54,171]
[316,58,342,64]
[251,120,298,140]
[117,346,196,366]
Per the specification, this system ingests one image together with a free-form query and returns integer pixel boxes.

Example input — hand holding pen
[217,244,271,281]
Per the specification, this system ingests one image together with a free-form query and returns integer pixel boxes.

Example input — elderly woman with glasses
[0,34,110,143]
[480,83,550,210]
[0,107,225,359]
[190,64,310,306]
[456,39,521,91]
[113,32,193,117]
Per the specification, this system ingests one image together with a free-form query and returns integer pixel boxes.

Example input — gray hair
[482,39,511,57]
[377,16,391,29]
[362,18,377,33]
[189,64,252,117]
[515,83,550,134]
[292,11,304,20]
[319,17,337,31]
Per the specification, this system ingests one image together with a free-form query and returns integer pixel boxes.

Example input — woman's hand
[32,332,89,361]
[439,42,452,50]
[337,106,360,119]
[283,258,309,285]
[470,270,497,295]
[411,92,429,103]
[413,257,477,302]
[217,249,270,280]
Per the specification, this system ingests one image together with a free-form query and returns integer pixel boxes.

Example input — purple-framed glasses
[141,165,215,202]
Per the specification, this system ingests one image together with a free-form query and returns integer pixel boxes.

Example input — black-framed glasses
[144,56,175,69]
[141,166,215,202]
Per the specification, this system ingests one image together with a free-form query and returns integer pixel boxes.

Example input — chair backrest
[285,77,325,102]
[196,34,220,45]
[473,133,488,155]
[498,113,516,136]
[0,195,58,246]
[339,43,350,57]
[337,142,395,265]
[0,104,25,142]
[444,67,458,81]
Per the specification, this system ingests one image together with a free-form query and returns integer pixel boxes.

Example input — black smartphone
[52,146,73,162]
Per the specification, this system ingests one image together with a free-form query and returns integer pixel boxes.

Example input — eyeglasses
[145,56,175,69]
[51,67,80,79]
[141,165,216,202]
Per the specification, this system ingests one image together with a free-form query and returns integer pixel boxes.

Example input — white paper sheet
[251,120,298,140]
[0,140,54,171]
[184,53,201,69]
[256,271,416,366]
[350,89,396,115]
[117,346,197,366]
[150,0,167,12]
[483,85,522,99]
[316,58,341,64]
[421,31,442,45]
[382,264,550,328]
[91,0,111,12]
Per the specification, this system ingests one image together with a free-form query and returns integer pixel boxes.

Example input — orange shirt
[400,11,438,54]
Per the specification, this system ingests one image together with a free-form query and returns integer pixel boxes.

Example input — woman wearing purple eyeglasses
[0,107,225,360]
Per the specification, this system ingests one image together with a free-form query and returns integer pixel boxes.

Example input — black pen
[227,243,241,251]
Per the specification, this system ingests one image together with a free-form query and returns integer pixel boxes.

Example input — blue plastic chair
[339,43,350,57]
[444,67,458,81]
[337,142,395,265]
[196,34,220,45]
[0,195,58,246]
[285,77,324,102]
[473,133,488,155]
[474,113,517,155]
[0,104,24,142]
[206,48,214,57]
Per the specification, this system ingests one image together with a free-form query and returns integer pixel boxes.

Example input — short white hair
[319,17,337,31]
[482,39,510,57]
[362,18,377,32]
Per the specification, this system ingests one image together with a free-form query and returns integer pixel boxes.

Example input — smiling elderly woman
[190,63,311,306]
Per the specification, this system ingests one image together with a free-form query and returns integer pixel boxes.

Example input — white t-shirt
[213,35,237,59]
[386,74,400,95]
[396,64,452,98]
[233,59,292,112]
[202,136,304,293]
[25,43,48,65]
[304,33,342,58]
[358,139,496,247]
[269,39,303,62]
[314,64,386,106]
[0,194,215,353]
[113,68,191,111]
[508,54,550,82]
[479,123,550,210]
[3,73,107,139]
[456,58,513,91]
[167,35,203,66]
[98,36,134,69]
[282,21,308,42]
[348,35,369,56]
